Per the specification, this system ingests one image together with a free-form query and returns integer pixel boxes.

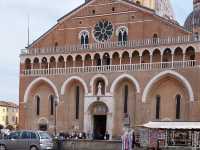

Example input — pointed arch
[142,70,194,103]
[110,74,140,94]
[61,76,88,95]
[24,77,59,103]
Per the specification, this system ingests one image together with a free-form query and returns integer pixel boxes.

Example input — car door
[20,131,31,150]
[30,132,40,148]
[7,131,22,150]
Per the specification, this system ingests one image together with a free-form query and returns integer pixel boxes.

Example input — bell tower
[194,0,200,10]
[133,0,174,19]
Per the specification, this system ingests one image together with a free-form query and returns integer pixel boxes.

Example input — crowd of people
[58,131,110,140]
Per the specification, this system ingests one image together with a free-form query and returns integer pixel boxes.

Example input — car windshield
[38,132,51,139]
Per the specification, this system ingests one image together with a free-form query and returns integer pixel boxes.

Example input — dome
[184,9,200,32]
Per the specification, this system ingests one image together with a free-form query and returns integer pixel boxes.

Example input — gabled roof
[57,0,155,23]
[28,0,189,48]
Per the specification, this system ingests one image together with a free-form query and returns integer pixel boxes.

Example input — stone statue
[97,82,102,96]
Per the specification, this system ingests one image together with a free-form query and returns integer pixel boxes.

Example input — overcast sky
[0,0,193,103]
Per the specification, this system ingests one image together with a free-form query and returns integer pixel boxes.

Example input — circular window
[93,20,113,42]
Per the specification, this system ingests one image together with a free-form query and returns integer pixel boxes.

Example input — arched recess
[49,56,56,68]
[61,76,87,131]
[24,77,59,103]
[23,77,59,131]
[61,76,88,95]
[90,74,109,95]
[112,52,120,65]
[111,74,140,137]
[110,74,140,94]
[162,48,172,62]
[142,70,194,103]
[185,46,195,60]
[84,54,92,66]
[33,57,40,69]
[174,47,183,61]
[38,117,49,131]
[75,55,83,67]
[121,51,130,64]
[152,49,161,62]
[66,55,73,67]
[132,51,140,64]
[25,58,31,70]
[57,56,65,68]
[141,50,150,63]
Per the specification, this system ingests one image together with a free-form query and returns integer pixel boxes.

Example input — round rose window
[93,20,113,42]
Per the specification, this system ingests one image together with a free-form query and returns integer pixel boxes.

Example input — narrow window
[123,31,128,42]
[81,35,85,45]
[118,31,123,42]
[36,96,40,116]
[50,95,54,115]
[112,7,115,12]
[92,10,95,15]
[194,32,199,40]
[85,35,89,45]
[176,94,181,119]
[153,34,158,44]
[118,29,128,44]
[156,95,160,119]
[75,86,80,119]
[80,31,89,47]
[124,85,129,114]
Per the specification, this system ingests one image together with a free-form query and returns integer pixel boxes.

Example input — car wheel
[0,145,6,150]
[30,146,38,150]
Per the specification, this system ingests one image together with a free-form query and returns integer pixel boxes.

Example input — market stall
[137,121,200,149]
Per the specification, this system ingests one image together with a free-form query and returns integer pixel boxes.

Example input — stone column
[150,54,153,69]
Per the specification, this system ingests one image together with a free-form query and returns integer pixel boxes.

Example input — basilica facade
[19,0,200,139]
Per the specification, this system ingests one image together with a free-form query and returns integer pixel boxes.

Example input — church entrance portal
[93,115,107,140]
[39,124,48,131]
[88,102,109,140]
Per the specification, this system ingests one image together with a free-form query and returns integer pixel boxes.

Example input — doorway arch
[89,102,108,140]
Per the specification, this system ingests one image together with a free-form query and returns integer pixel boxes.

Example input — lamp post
[54,96,59,136]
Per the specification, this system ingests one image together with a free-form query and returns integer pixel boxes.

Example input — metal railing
[21,35,200,56]
[21,60,198,76]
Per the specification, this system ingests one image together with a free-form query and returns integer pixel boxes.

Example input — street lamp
[54,95,59,136]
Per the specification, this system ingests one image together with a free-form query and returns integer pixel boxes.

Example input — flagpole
[27,14,30,47]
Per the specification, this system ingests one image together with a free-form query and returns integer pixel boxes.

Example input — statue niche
[94,79,106,96]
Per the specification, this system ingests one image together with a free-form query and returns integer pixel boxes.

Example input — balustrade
[22,60,198,76]
[21,35,199,56]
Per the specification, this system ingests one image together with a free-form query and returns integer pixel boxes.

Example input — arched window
[117,27,128,45]
[103,53,110,65]
[33,57,40,69]
[25,58,31,70]
[75,86,80,119]
[49,95,54,115]
[124,85,129,114]
[41,57,48,69]
[79,30,89,48]
[156,95,160,119]
[176,94,181,119]
[36,96,40,116]
[194,32,199,41]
